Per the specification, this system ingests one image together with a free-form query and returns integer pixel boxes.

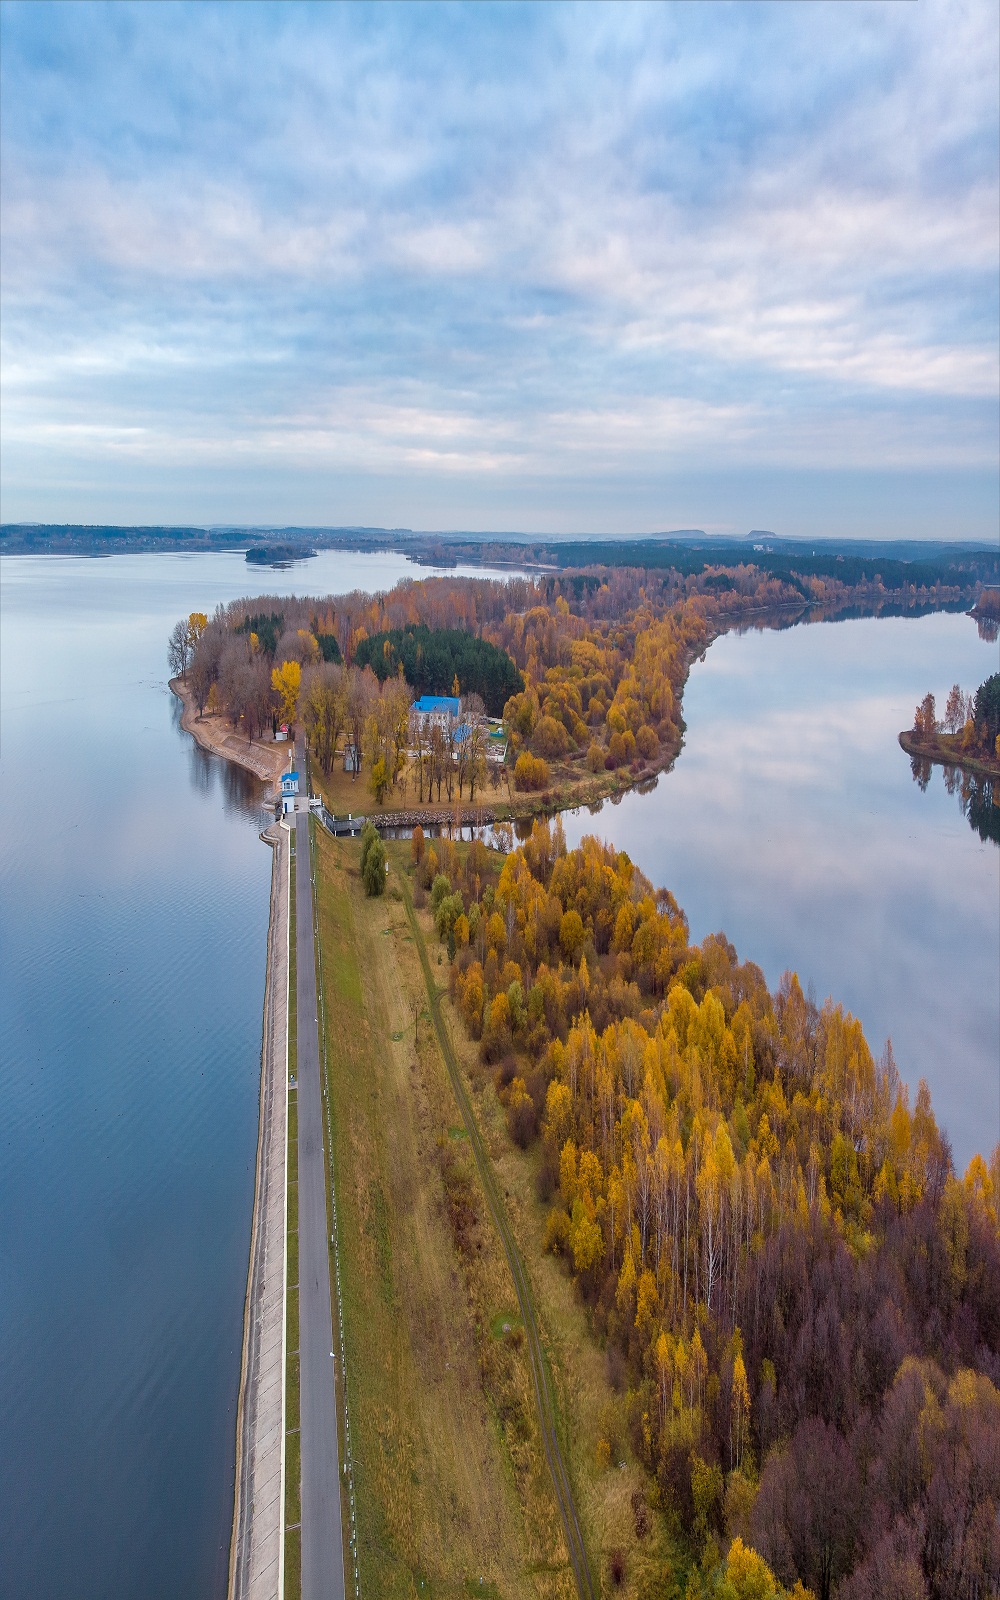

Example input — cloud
[0,0,996,529]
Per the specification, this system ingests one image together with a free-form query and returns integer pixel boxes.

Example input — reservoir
[0,553,996,1597]
[562,608,998,1172]
[0,549,518,1600]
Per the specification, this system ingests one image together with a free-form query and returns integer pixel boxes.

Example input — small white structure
[343,743,361,774]
[281,770,299,816]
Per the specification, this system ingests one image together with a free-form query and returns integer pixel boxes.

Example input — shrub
[514,751,550,791]
[532,714,569,759]
[359,819,379,877]
[434,891,464,942]
[362,835,386,896]
[586,741,606,772]
[506,1078,537,1148]
[543,1206,571,1254]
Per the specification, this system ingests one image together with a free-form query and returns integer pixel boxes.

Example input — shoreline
[898,727,999,782]
[227,821,289,1600]
[172,673,289,1597]
[169,677,290,801]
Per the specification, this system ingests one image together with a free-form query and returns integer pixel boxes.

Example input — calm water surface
[0,557,996,1599]
[563,610,999,1170]
[0,549,519,1600]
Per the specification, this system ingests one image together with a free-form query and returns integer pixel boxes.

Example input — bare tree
[167,618,190,679]
[345,665,378,774]
[189,621,225,716]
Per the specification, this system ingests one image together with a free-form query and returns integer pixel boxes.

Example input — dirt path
[400,878,598,1600]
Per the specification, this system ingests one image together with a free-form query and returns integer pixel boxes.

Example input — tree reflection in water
[976,615,999,645]
[912,755,999,844]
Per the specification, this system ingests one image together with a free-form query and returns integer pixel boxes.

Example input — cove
[561,608,999,1172]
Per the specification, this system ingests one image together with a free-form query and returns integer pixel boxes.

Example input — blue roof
[413,695,460,714]
[282,771,299,784]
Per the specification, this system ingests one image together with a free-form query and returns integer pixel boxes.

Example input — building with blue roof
[281,769,299,815]
[411,694,461,729]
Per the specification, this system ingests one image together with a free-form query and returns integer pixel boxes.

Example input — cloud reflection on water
[562,611,998,1170]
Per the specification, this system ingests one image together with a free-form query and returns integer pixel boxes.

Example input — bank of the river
[898,727,1000,782]
[170,677,291,799]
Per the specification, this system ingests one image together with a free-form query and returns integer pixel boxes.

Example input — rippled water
[0,549,517,1600]
[562,609,999,1171]
[0,555,996,1599]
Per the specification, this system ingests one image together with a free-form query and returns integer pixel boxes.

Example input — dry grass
[413,866,687,1600]
[314,828,577,1598]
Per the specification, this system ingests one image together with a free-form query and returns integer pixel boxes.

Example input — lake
[0,552,996,1598]
[0,549,522,1600]
[562,608,998,1172]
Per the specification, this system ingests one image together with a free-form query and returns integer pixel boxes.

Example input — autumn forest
[169,558,999,1599]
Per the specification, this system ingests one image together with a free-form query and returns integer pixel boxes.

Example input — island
[245,542,317,566]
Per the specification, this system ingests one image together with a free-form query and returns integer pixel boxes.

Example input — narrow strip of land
[294,744,347,1600]
[228,825,288,1600]
[400,880,597,1600]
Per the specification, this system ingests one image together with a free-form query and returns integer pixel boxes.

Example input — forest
[354,622,522,714]
[402,819,1000,1600]
[172,558,997,819]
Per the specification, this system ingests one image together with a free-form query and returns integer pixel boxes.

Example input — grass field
[309,751,654,829]
[434,962,687,1599]
[308,826,691,1597]
[313,826,578,1598]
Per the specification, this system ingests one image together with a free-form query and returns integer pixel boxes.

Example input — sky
[1,0,997,539]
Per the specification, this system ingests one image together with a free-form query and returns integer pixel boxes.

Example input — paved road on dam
[294,757,347,1600]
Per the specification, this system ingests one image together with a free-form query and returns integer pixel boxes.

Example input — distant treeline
[354,623,522,716]
[540,540,997,591]
[8,522,997,593]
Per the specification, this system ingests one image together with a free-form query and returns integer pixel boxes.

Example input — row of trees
[913,673,1000,757]
[415,821,999,1598]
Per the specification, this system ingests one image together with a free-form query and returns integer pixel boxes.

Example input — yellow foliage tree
[271,659,302,729]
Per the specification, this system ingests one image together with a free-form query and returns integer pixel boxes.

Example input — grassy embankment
[284,841,301,1599]
[898,727,999,782]
[314,824,575,1597]
[312,828,685,1598]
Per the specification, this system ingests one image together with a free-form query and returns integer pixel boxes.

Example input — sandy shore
[169,677,291,801]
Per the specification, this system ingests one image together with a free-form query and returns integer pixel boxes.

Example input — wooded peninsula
[170,557,999,1600]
